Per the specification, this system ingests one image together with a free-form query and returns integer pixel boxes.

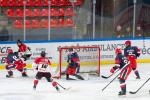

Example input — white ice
[0,63,150,100]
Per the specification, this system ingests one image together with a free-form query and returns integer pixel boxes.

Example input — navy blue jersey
[115,54,129,69]
[6,52,19,64]
[67,52,79,63]
[124,46,140,58]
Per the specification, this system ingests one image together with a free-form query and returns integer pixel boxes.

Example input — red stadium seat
[65,18,75,27]
[17,0,24,6]
[65,0,72,6]
[42,0,48,6]
[8,0,17,6]
[25,9,33,17]
[13,20,23,28]
[26,0,34,6]
[41,19,48,28]
[33,9,41,16]
[41,9,48,16]
[58,18,65,27]
[65,7,75,16]
[25,20,32,28]
[50,8,57,16]
[16,9,24,17]
[50,19,57,28]
[0,0,8,6]
[58,8,65,16]
[51,0,59,6]
[7,9,15,17]
[32,20,40,28]
[59,0,67,6]
[34,0,42,6]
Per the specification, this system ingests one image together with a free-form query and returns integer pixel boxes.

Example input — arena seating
[1,0,84,28]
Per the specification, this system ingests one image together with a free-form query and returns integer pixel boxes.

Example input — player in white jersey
[32,51,60,91]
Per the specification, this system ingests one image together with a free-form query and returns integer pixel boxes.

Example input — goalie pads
[66,67,76,75]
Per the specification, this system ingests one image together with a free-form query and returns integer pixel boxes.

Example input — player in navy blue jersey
[5,49,28,78]
[124,40,141,79]
[66,48,84,80]
[109,48,132,95]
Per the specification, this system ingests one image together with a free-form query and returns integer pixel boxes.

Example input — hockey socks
[52,81,60,92]
[119,79,126,96]
[134,70,140,79]
[33,80,38,90]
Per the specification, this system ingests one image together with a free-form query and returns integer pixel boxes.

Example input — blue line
[0,37,150,44]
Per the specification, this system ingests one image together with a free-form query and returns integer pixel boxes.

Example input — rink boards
[0,38,150,69]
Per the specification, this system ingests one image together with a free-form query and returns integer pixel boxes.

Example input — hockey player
[5,49,28,78]
[17,39,32,61]
[109,48,132,95]
[66,48,84,80]
[32,51,60,91]
[124,40,141,79]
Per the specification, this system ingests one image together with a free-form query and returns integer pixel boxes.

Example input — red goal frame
[58,46,100,78]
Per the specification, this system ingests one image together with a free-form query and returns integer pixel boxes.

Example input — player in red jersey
[124,40,141,79]
[109,48,132,95]
[17,40,32,61]
[5,49,28,77]
[32,51,60,91]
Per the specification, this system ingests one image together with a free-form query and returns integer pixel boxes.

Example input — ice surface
[0,63,150,100]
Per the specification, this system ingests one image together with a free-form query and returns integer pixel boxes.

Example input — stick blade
[101,75,109,79]
[129,91,136,94]
[64,87,71,91]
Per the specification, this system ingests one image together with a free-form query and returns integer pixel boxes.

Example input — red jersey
[18,43,28,52]
[34,57,51,72]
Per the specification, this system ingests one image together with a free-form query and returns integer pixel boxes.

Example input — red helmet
[7,49,13,54]
[125,40,131,46]
[115,48,122,54]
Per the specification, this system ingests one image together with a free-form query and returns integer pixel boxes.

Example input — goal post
[58,46,100,78]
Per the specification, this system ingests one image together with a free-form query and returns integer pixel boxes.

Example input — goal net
[55,46,100,79]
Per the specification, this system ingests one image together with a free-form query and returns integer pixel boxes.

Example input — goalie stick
[129,78,150,94]
[101,69,120,79]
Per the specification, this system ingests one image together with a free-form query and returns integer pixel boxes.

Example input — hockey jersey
[124,46,140,58]
[6,52,19,64]
[115,53,130,69]
[33,57,51,73]
[67,52,80,63]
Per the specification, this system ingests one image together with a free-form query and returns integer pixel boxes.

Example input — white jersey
[32,57,51,73]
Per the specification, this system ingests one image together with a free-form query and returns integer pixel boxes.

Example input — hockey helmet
[41,51,46,57]
[125,40,131,46]
[115,48,122,54]
[7,49,13,54]
[17,39,22,45]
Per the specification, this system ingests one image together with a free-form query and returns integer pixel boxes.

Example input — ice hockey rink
[0,63,150,100]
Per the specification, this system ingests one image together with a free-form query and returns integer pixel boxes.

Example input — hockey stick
[101,69,120,79]
[102,71,121,92]
[129,78,150,94]
[57,82,71,90]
